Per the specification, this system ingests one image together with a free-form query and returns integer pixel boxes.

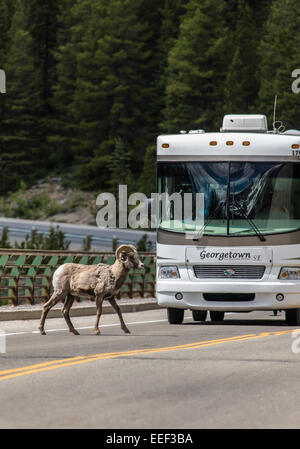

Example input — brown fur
[39,245,143,335]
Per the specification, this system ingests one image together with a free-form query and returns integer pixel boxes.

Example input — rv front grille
[203,293,255,302]
[193,265,265,279]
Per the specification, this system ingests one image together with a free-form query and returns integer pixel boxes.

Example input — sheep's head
[115,245,144,270]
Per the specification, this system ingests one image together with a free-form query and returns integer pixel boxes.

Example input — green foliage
[82,235,92,251]
[257,0,300,129]
[138,145,156,197]
[0,0,300,200]
[136,233,154,252]
[1,181,81,219]
[49,0,86,168]
[107,137,131,195]
[162,0,232,132]
[0,225,70,250]
[67,0,155,191]
[156,0,189,110]
[0,0,12,66]
[28,0,60,106]
[0,227,11,248]
[223,0,259,114]
[0,0,42,193]
[14,226,70,250]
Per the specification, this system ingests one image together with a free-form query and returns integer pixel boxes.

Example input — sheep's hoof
[72,329,80,335]
[39,329,46,335]
[123,328,131,334]
[94,329,101,335]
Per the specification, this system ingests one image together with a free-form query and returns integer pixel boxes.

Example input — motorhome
[156,114,300,325]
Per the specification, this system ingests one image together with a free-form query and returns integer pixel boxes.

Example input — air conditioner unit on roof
[221,114,268,133]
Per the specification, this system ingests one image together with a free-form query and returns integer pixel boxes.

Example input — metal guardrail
[0,250,156,306]
[0,225,139,246]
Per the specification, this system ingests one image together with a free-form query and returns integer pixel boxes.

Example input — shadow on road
[183,318,293,327]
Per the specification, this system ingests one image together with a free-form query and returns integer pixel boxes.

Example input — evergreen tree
[133,0,164,145]
[67,0,111,189]
[70,0,153,191]
[138,145,156,197]
[250,0,273,35]
[0,0,42,193]
[14,226,70,250]
[82,235,91,251]
[0,0,12,66]
[28,0,60,109]
[48,0,79,169]
[0,0,14,136]
[158,0,189,63]
[223,0,259,114]
[107,137,131,195]
[257,0,300,129]
[162,0,231,133]
[27,0,61,171]
[0,227,11,249]
[0,0,283,199]
[155,0,189,130]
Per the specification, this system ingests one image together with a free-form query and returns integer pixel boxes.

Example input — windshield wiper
[232,201,266,242]
[192,201,225,241]
[227,160,265,242]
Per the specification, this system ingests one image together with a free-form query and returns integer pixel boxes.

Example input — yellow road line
[0,329,297,381]
[0,333,255,377]
[0,355,87,376]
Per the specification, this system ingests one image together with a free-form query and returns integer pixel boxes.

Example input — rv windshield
[157,161,300,236]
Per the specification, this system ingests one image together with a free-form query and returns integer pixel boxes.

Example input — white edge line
[4,318,191,337]
[3,314,238,337]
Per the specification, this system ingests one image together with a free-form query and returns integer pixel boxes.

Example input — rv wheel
[192,310,207,322]
[210,311,225,322]
[167,308,184,324]
[285,309,300,326]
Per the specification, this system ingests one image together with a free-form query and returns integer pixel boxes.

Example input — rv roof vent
[188,129,205,134]
[221,114,268,133]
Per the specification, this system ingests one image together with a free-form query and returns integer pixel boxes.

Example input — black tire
[192,310,207,322]
[285,309,300,326]
[167,308,184,324]
[210,311,225,322]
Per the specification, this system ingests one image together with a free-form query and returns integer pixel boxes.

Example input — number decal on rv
[292,150,300,156]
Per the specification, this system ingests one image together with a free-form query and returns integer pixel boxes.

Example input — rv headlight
[158,266,180,279]
[279,267,300,280]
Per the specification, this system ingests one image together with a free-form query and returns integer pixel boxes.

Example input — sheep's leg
[39,290,66,335]
[94,296,104,335]
[107,296,130,334]
[62,294,79,335]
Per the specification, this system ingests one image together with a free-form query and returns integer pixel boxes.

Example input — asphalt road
[0,217,156,250]
[0,308,300,429]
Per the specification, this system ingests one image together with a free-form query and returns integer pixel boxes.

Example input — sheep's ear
[121,252,127,261]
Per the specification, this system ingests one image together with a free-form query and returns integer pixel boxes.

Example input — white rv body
[156,115,300,324]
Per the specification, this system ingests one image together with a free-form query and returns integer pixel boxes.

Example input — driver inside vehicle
[268,189,290,218]
[257,181,291,220]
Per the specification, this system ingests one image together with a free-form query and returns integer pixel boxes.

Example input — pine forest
[0,0,299,197]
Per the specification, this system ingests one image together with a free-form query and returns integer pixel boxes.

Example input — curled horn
[115,244,136,260]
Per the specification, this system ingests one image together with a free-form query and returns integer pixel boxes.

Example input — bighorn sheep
[39,245,144,335]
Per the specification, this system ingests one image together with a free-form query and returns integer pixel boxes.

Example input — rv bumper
[156,280,300,311]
